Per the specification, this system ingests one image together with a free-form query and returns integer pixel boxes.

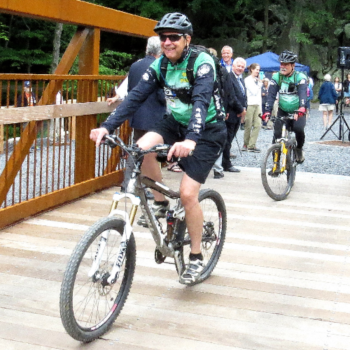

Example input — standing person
[220,45,234,72]
[333,76,342,114]
[305,77,314,118]
[261,78,269,128]
[221,57,247,171]
[263,50,308,164]
[343,73,350,107]
[107,36,166,196]
[212,57,247,177]
[243,63,263,152]
[261,78,269,113]
[16,80,36,107]
[17,81,38,151]
[318,74,338,130]
[90,13,227,285]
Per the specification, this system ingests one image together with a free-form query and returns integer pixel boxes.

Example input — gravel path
[1,105,350,207]
[230,105,350,176]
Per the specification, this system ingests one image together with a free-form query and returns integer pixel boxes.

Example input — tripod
[321,67,350,141]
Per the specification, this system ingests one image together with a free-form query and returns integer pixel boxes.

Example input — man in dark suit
[107,36,166,195]
[213,57,247,177]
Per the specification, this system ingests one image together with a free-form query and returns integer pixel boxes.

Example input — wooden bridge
[0,0,156,228]
[1,1,350,349]
[1,167,349,349]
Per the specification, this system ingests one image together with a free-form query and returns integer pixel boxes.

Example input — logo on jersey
[142,72,150,81]
[197,64,211,77]
[193,108,202,133]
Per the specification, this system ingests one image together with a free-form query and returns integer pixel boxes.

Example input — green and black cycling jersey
[266,71,308,113]
[101,48,224,143]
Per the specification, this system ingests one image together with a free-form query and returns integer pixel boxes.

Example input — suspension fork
[88,191,140,284]
[273,123,288,173]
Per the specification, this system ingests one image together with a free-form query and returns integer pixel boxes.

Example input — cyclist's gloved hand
[262,112,271,121]
[297,107,306,117]
[294,107,306,121]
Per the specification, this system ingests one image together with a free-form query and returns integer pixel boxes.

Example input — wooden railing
[0,74,132,228]
[0,0,157,229]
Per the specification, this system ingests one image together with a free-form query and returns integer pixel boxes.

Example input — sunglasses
[159,33,185,42]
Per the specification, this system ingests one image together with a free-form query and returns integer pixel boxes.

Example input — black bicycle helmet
[279,50,298,63]
[154,13,193,36]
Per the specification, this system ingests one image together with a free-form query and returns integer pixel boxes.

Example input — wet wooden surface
[1,167,350,349]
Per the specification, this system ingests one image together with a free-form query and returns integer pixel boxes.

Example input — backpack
[276,71,300,93]
[158,45,226,116]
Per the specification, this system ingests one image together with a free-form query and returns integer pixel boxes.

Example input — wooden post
[75,28,100,183]
[0,124,3,154]
[0,29,90,206]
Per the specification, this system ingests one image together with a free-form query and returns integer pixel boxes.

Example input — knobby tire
[60,217,136,342]
[176,189,227,286]
[261,143,296,201]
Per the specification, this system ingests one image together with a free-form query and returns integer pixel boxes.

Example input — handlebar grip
[102,135,118,148]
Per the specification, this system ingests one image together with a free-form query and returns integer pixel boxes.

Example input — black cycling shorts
[150,114,227,184]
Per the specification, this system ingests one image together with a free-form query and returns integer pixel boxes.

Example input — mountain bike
[59,134,227,342]
[261,113,298,201]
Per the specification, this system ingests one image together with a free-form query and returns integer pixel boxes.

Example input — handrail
[0,74,125,80]
[0,0,157,38]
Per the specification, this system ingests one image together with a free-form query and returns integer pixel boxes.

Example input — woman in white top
[243,63,263,152]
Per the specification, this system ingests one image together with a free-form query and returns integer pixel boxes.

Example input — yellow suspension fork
[109,198,139,226]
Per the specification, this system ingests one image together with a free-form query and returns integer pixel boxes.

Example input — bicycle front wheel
[261,143,295,201]
[60,217,136,342]
[177,189,227,286]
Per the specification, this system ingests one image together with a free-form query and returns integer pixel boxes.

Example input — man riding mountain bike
[263,50,308,163]
[90,12,227,285]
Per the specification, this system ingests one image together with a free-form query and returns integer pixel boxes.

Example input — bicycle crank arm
[174,250,185,276]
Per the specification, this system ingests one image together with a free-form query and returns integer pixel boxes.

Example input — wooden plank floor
[1,167,350,350]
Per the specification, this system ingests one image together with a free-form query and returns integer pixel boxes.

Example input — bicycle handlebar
[263,110,305,123]
[103,134,171,157]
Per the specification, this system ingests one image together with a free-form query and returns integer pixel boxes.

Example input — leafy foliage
[0,0,350,83]
[99,50,133,75]
[0,23,8,41]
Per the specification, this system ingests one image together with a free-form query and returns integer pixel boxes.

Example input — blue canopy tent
[245,52,310,75]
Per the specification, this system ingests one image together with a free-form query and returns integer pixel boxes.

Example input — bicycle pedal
[137,215,149,227]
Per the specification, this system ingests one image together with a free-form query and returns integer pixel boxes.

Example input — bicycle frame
[272,115,296,174]
[88,137,186,284]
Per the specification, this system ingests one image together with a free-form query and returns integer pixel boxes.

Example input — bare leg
[136,132,167,202]
[322,111,328,128]
[179,173,202,254]
[328,110,333,127]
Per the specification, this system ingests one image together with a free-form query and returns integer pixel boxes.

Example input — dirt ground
[316,140,350,147]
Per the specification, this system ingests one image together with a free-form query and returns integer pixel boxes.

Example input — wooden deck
[1,167,350,350]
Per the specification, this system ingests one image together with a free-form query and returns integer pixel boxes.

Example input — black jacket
[126,55,166,131]
[225,72,247,124]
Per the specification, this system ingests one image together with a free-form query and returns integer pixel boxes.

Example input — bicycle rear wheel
[176,189,227,286]
[261,143,295,201]
[60,217,136,342]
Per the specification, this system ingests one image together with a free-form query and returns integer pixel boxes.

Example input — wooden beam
[0,121,38,206]
[0,101,119,125]
[0,27,93,207]
[0,74,124,80]
[0,171,123,229]
[38,27,90,106]
[0,0,157,38]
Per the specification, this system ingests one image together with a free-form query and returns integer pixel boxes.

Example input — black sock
[189,252,203,261]
[154,200,169,206]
